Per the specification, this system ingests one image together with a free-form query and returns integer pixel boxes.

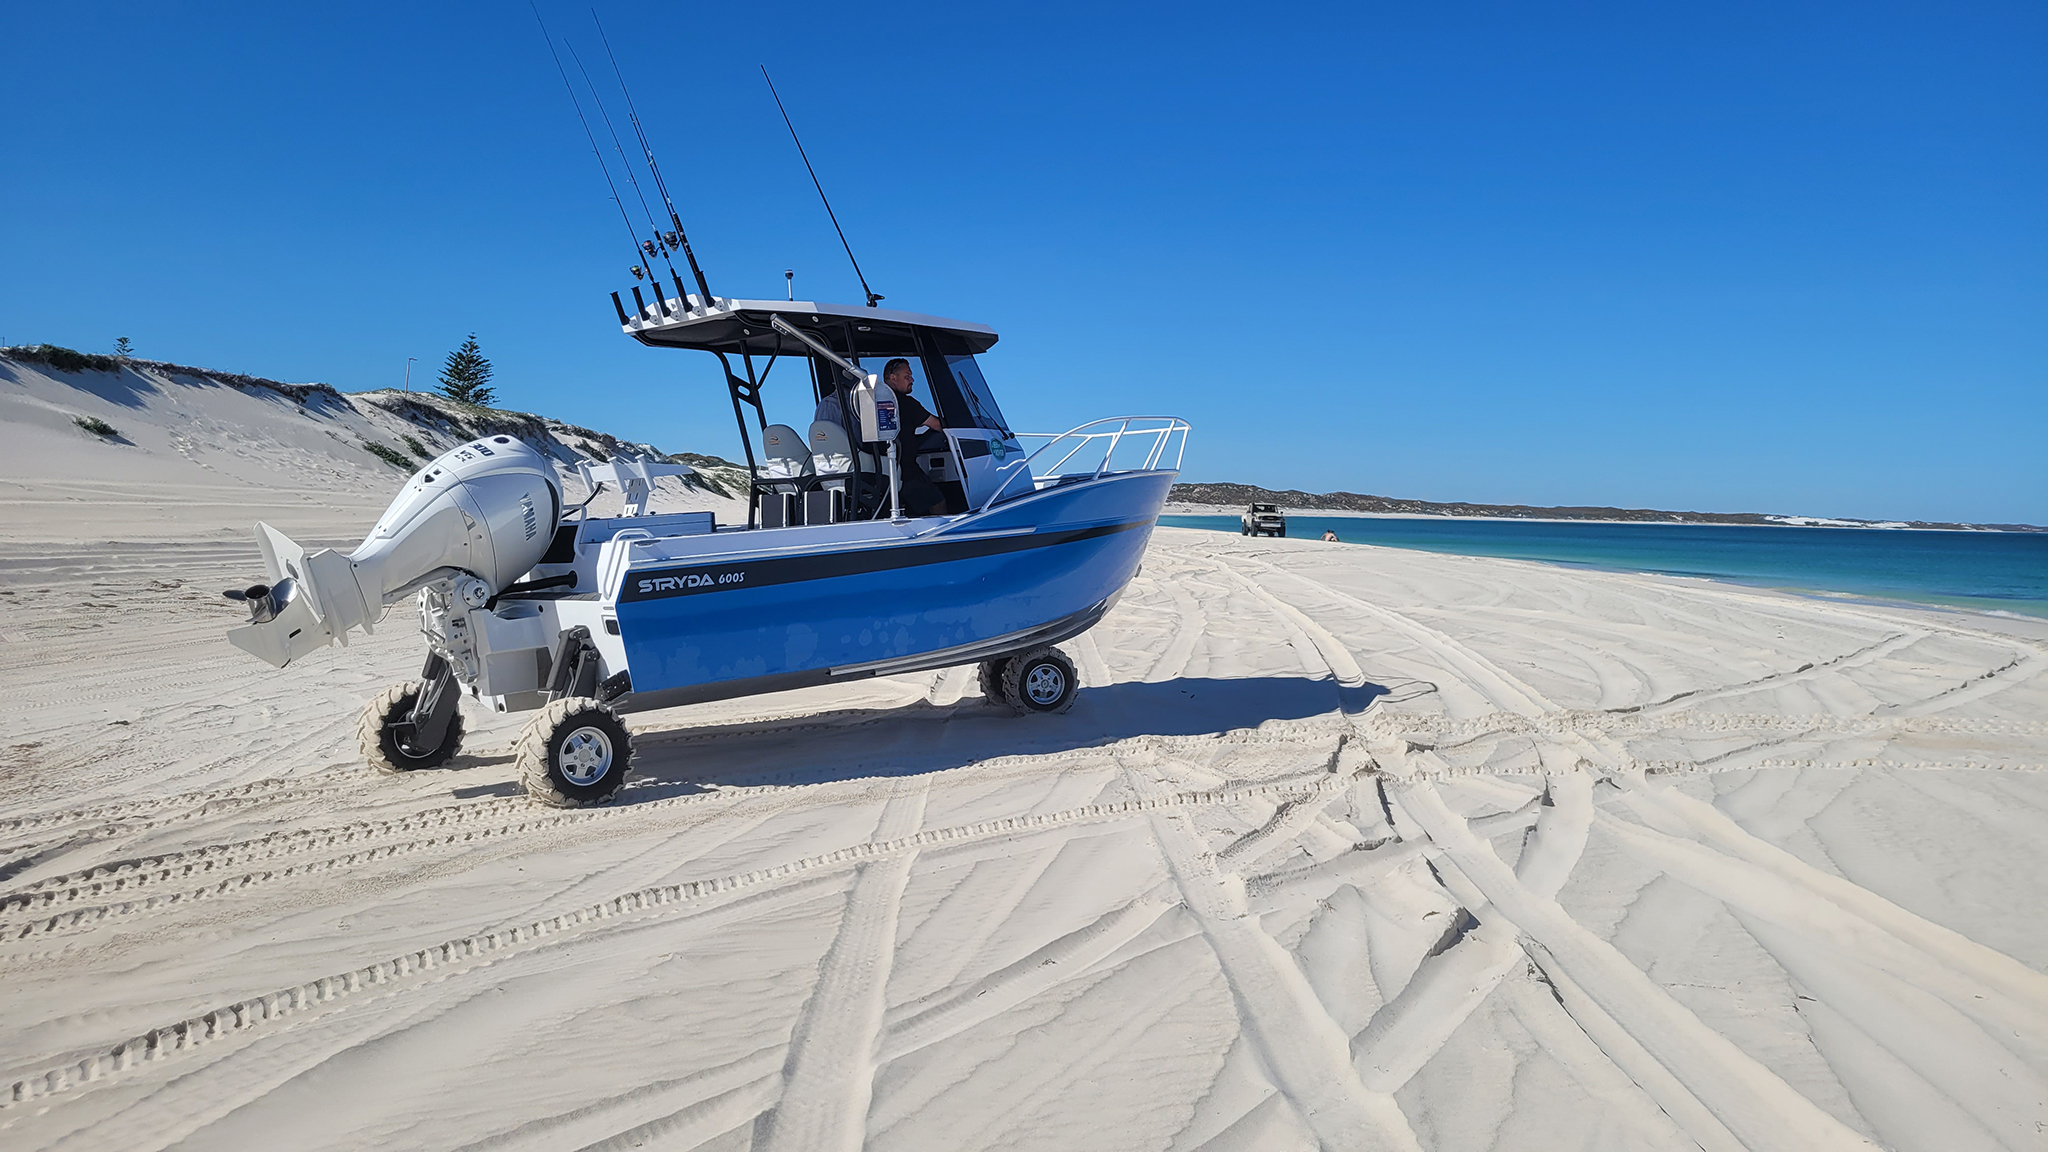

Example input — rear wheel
[516,698,633,807]
[358,681,464,774]
[1000,646,1079,715]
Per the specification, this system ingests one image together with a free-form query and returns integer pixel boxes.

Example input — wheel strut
[395,652,460,758]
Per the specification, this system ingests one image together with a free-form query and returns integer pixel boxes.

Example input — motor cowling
[353,435,560,600]
[225,436,560,668]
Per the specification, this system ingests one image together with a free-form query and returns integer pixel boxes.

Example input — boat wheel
[358,681,465,774]
[516,697,634,807]
[978,657,1013,708]
[999,646,1079,715]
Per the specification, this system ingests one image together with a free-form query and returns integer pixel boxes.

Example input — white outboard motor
[226,436,559,668]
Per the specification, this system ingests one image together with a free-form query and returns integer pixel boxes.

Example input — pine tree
[437,334,495,406]
[113,336,133,357]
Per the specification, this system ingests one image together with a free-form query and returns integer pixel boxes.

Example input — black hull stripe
[618,519,1151,603]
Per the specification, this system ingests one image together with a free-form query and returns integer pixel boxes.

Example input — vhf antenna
[592,10,714,310]
[529,2,647,283]
[761,66,882,308]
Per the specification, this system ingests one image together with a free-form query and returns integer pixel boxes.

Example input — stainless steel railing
[977,416,1190,512]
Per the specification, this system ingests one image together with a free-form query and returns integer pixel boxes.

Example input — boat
[222,289,1187,805]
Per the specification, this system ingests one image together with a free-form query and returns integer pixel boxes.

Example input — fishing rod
[530,2,648,285]
[592,9,714,309]
[760,65,882,308]
[565,38,680,285]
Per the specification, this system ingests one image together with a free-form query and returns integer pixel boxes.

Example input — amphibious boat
[222,291,1187,805]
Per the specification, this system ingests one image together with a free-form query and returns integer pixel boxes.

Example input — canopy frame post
[715,351,769,529]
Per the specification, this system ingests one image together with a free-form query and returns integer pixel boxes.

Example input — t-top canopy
[622,295,999,358]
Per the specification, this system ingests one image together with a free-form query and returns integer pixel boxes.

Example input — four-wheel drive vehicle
[1240,503,1285,537]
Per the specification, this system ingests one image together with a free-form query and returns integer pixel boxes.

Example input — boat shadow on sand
[442,674,1434,801]
[615,674,1415,797]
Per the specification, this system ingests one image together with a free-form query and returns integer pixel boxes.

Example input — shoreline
[1160,503,2027,533]
[1151,517,2048,624]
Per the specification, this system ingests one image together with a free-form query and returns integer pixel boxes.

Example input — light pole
[403,357,417,393]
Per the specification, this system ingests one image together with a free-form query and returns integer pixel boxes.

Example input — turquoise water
[1160,514,2048,618]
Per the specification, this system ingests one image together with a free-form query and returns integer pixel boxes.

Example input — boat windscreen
[935,354,1012,437]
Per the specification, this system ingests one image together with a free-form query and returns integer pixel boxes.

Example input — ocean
[1158,514,2048,618]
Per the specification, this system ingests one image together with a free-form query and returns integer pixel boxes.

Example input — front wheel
[978,657,1012,708]
[358,681,465,773]
[1000,646,1079,715]
[516,698,633,807]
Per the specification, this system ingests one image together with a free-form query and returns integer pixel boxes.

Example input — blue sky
[3,2,2042,523]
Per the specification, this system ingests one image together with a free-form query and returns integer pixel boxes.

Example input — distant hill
[1169,482,2043,533]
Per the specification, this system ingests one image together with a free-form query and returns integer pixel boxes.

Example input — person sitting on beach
[1320,529,1339,542]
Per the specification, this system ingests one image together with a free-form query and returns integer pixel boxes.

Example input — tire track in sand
[0,766,371,838]
[3,767,1368,1109]
[1386,769,1878,1152]
[1121,748,1422,1152]
[756,786,927,1152]
[1141,560,1210,684]
[1216,555,1897,1149]
[0,729,1338,945]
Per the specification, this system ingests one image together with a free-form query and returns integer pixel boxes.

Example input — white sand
[4,358,2047,1150]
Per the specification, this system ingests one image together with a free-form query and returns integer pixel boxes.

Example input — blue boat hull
[611,470,1173,709]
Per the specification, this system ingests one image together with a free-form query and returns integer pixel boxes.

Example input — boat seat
[759,424,815,491]
[807,421,878,481]
[758,424,815,528]
[809,421,884,522]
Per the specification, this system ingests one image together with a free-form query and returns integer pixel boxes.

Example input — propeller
[222,582,285,624]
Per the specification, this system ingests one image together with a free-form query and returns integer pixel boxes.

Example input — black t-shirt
[895,389,934,433]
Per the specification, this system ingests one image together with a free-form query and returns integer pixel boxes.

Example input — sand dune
[3,358,2047,1150]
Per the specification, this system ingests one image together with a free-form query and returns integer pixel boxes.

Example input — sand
[4,357,2047,1151]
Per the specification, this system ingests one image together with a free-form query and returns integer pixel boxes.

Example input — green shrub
[14,344,120,373]
[403,434,434,460]
[74,415,119,438]
[361,440,415,470]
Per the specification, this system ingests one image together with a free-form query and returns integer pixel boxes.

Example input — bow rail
[979,416,1189,513]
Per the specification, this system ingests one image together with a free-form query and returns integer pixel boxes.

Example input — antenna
[592,10,714,310]
[761,66,883,308]
[529,2,646,282]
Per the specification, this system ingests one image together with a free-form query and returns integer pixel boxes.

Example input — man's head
[883,358,913,394]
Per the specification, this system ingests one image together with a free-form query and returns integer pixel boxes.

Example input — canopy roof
[622,295,999,358]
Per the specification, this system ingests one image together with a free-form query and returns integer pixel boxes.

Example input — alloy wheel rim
[1025,663,1066,706]
[559,726,614,785]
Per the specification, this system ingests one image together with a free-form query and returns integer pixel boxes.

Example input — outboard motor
[224,436,560,668]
